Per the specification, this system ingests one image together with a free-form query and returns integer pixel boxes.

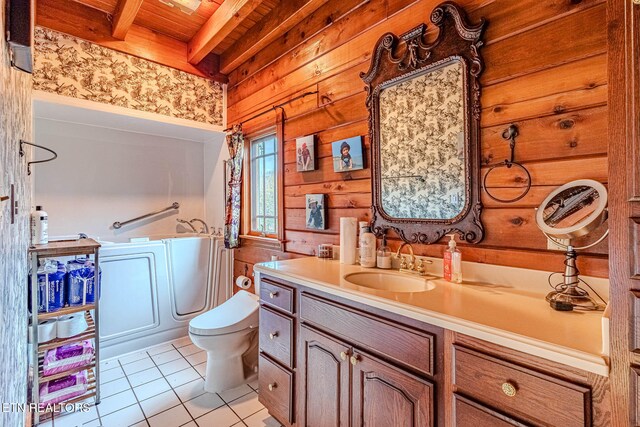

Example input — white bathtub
[97,234,232,358]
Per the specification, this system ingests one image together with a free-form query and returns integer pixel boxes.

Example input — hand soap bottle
[443,234,462,283]
[376,234,392,269]
[359,226,376,268]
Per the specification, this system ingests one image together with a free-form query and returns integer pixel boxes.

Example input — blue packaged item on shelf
[66,258,101,306]
[29,260,67,313]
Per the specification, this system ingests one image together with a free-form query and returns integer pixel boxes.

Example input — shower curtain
[224,124,244,249]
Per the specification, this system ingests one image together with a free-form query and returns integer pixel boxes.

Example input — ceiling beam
[188,0,264,64]
[36,0,227,82]
[112,0,144,39]
[219,0,330,74]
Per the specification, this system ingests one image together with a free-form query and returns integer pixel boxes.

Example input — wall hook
[19,140,58,175]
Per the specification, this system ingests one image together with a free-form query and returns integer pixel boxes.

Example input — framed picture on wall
[296,135,316,172]
[332,136,364,172]
[305,194,326,230]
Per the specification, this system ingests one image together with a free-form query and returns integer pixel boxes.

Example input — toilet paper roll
[340,217,358,265]
[236,275,252,290]
[30,319,57,343]
[57,314,89,338]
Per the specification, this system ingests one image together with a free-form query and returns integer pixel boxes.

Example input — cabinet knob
[340,351,348,361]
[269,331,278,340]
[501,382,517,397]
[350,354,360,366]
[268,382,277,391]
[269,291,278,299]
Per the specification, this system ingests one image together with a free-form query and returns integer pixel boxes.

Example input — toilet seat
[189,290,259,336]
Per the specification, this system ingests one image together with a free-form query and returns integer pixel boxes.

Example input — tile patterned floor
[41,336,281,427]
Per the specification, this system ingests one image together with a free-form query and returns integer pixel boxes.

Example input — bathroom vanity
[254,258,610,427]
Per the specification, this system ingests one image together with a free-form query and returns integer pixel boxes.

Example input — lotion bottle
[359,226,376,268]
[443,234,462,283]
[31,205,49,245]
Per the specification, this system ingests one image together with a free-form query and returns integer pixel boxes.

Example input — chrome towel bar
[113,202,179,229]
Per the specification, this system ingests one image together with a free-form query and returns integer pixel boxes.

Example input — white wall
[34,118,227,242]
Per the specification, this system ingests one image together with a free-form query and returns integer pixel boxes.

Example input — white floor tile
[147,404,192,427]
[183,392,224,419]
[219,384,253,404]
[97,389,138,416]
[128,367,163,387]
[166,368,201,388]
[173,379,206,402]
[248,378,259,391]
[122,357,155,375]
[228,392,264,419]
[100,358,120,372]
[134,378,172,401]
[130,421,150,427]
[100,403,145,426]
[180,422,197,427]
[54,409,97,427]
[172,336,193,348]
[100,377,131,398]
[119,351,151,365]
[100,365,125,384]
[185,351,206,366]
[82,419,102,427]
[158,358,191,376]
[243,408,281,427]
[195,404,240,427]
[139,390,181,418]
[177,344,200,357]
[147,344,175,356]
[151,349,182,365]
[194,363,206,378]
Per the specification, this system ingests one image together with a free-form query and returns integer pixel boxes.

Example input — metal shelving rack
[28,239,101,426]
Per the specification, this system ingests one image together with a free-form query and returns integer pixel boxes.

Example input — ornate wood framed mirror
[361,2,487,244]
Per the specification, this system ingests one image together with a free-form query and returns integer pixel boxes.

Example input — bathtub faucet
[190,218,210,234]
[177,218,198,233]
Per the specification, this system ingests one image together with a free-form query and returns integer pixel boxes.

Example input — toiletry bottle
[359,226,377,268]
[443,234,462,283]
[376,234,392,269]
[31,205,49,245]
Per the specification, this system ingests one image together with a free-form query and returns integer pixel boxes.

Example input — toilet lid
[189,290,259,336]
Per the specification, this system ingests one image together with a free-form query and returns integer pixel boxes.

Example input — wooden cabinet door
[298,325,350,427]
[351,350,435,427]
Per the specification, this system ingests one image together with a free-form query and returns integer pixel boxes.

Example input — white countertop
[253,257,609,377]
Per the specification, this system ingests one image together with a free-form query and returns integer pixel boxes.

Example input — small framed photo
[296,135,316,172]
[305,194,326,230]
[332,136,364,172]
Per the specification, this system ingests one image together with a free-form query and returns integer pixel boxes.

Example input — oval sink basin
[343,272,436,293]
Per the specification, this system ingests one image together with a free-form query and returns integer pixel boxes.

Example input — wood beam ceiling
[187,0,264,64]
[112,0,145,39]
[219,0,330,74]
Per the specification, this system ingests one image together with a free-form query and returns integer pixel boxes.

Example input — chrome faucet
[177,218,198,233]
[190,218,209,234]
[395,242,431,276]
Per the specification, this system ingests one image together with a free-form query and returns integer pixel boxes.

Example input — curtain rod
[223,91,318,132]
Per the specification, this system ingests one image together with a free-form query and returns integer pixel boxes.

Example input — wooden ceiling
[35,0,328,81]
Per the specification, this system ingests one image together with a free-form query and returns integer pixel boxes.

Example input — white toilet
[189,290,260,393]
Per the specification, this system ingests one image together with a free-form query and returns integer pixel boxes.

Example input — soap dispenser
[376,234,392,269]
[443,234,462,283]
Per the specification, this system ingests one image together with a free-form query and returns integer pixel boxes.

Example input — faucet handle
[399,255,408,269]
[416,259,425,274]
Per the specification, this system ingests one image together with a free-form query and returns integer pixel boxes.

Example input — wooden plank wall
[228,0,609,283]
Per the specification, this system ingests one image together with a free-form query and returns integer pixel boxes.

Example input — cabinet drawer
[258,354,293,426]
[260,278,294,314]
[300,292,434,376]
[454,394,526,426]
[259,306,294,368]
[453,345,590,427]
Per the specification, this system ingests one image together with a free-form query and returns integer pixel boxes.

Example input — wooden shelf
[37,304,95,321]
[38,312,95,352]
[28,238,101,257]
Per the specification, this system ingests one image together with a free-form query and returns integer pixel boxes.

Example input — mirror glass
[378,60,466,220]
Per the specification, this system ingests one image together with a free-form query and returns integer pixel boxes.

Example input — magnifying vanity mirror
[362,2,487,244]
[535,179,608,311]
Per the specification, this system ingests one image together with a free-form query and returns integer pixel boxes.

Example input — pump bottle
[443,234,462,283]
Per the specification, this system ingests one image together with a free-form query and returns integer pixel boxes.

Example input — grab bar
[113,202,180,229]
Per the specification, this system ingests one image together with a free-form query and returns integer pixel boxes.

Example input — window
[250,134,278,236]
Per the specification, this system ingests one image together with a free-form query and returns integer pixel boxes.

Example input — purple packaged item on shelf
[42,340,94,376]
[39,370,88,407]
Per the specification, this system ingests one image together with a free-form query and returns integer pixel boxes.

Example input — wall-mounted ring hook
[19,140,58,175]
[500,124,519,167]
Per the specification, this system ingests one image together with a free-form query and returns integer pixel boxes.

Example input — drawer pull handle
[340,351,348,361]
[268,382,277,391]
[269,331,279,340]
[350,355,360,366]
[269,291,278,299]
[501,382,517,397]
